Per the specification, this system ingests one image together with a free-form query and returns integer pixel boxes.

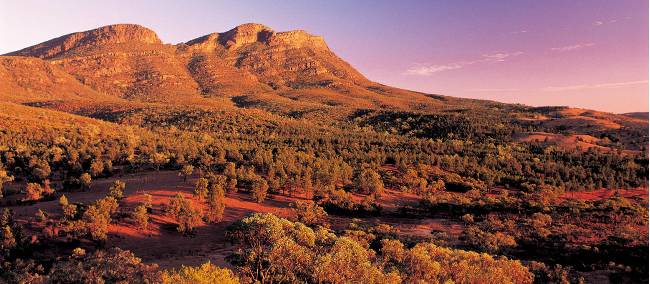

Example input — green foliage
[462,226,518,254]
[59,194,77,220]
[0,169,14,199]
[108,180,126,200]
[22,183,43,201]
[226,213,533,284]
[132,204,149,231]
[79,173,92,190]
[205,180,226,223]
[194,178,209,201]
[179,164,194,182]
[380,240,533,284]
[356,168,384,197]
[252,180,269,203]
[291,200,328,227]
[47,248,160,283]
[162,262,239,284]
[166,193,203,234]
[80,196,118,241]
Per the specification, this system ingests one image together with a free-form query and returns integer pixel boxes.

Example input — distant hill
[623,112,649,121]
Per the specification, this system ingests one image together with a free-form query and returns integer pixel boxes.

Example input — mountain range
[0,23,647,150]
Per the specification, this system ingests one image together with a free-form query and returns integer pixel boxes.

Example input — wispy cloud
[510,30,528,35]
[467,88,520,92]
[482,51,524,61]
[543,80,648,92]
[593,17,628,26]
[550,43,595,52]
[405,51,523,76]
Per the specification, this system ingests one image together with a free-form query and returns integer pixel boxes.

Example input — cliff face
[0,23,429,110]
[6,24,200,102]
[185,23,368,89]
[6,24,162,59]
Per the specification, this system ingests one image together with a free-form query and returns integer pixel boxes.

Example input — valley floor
[7,170,466,269]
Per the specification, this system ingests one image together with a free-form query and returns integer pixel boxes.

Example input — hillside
[0,23,647,283]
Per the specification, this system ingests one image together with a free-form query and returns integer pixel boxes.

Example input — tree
[356,169,384,198]
[78,197,118,241]
[151,152,169,171]
[108,180,126,200]
[0,169,14,199]
[162,262,239,284]
[79,173,92,191]
[461,226,517,254]
[142,193,153,210]
[42,179,55,195]
[314,237,395,284]
[47,248,160,283]
[224,162,237,179]
[194,178,209,201]
[81,203,111,241]
[226,178,238,193]
[30,159,51,181]
[59,194,77,220]
[205,182,226,223]
[1,225,16,250]
[90,159,105,177]
[167,193,202,234]
[23,183,43,201]
[132,204,149,231]
[179,165,194,183]
[252,180,269,203]
[291,200,328,227]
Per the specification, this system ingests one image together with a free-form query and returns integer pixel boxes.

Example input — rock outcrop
[1,23,434,110]
[6,24,162,59]
[186,23,368,89]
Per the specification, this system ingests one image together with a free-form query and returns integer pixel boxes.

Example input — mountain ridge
[0,23,646,150]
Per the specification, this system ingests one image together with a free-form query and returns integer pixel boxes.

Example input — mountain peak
[5,24,161,59]
[185,23,328,51]
[218,23,275,49]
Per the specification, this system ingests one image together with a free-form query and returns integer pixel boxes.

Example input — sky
[1,0,647,113]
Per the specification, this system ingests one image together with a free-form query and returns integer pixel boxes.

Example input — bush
[162,262,239,284]
[291,200,328,227]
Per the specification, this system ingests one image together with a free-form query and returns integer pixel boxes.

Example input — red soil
[560,188,648,202]
[7,170,463,269]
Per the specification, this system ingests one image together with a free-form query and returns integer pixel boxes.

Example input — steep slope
[185,23,369,89]
[184,23,457,112]
[7,24,202,102]
[6,24,162,59]
[0,56,121,105]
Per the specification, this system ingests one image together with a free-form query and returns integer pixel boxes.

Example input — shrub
[291,200,328,227]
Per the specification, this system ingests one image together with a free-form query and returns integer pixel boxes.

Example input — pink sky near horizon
[0,0,647,113]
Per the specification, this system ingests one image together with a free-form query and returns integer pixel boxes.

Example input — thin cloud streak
[550,43,595,52]
[405,51,523,76]
[543,80,648,92]
[593,17,629,26]
[467,88,521,92]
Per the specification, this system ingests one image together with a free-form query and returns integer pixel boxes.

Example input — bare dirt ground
[560,187,648,202]
[6,170,464,269]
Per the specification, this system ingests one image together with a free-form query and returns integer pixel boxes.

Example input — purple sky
[1,0,647,113]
